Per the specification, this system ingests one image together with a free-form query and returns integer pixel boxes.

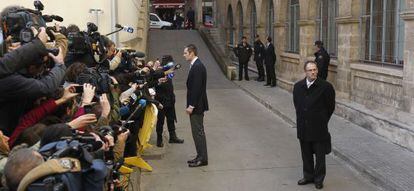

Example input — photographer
[0,28,66,136]
[102,36,122,71]
[0,38,50,78]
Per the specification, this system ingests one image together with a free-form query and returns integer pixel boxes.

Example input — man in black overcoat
[293,61,335,189]
[253,35,265,81]
[264,36,276,87]
[314,41,330,80]
[183,44,209,168]
[155,56,184,147]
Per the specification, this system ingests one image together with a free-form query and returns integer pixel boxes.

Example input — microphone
[115,23,134,33]
[43,15,64,22]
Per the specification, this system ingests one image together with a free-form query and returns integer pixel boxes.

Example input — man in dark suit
[186,7,195,29]
[253,35,265,81]
[293,61,336,189]
[183,44,209,167]
[264,36,276,87]
[314,41,330,80]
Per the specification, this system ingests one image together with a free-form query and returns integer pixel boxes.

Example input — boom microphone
[115,23,134,33]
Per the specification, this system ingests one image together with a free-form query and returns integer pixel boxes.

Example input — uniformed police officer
[234,36,253,81]
[314,41,330,80]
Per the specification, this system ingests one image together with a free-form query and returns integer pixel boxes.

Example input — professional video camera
[67,22,107,65]
[1,0,63,44]
[75,67,112,94]
[0,1,63,59]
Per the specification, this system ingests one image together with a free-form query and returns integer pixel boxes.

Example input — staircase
[202,27,227,54]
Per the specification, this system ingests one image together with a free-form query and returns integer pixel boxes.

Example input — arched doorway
[227,5,234,46]
[236,1,244,43]
[247,0,257,44]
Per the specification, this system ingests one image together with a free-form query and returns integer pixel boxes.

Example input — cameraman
[102,36,122,71]
[0,27,66,136]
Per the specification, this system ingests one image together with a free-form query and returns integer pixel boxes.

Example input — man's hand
[186,106,194,115]
[117,129,130,143]
[81,83,96,106]
[48,47,64,65]
[100,94,111,118]
[56,84,79,105]
[67,114,97,129]
[33,27,48,45]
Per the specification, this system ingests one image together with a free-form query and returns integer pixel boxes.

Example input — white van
[149,13,172,29]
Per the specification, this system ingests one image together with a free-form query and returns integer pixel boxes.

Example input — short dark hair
[242,36,247,39]
[314,40,324,48]
[304,60,317,71]
[267,36,272,42]
[67,24,80,33]
[4,148,43,191]
[185,44,198,56]
[256,35,260,38]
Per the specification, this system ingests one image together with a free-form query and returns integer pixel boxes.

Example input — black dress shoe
[264,83,270,86]
[169,137,184,144]
[297,178,314,185]
[188,160,208,167]
[187,157,198,164]
[315,182,323,189]
[245,78,250,81]
[270,84,276,87]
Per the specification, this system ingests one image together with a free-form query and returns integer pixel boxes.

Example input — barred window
[287,0,300,53]
[266,0,274,39]
[249,0,257,45]
[316,0,338,57]
[228,5,234,45]
[361,0,405,66]
[237,2,244,42]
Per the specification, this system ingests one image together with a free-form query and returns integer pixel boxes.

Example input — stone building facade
[208,0,414,152]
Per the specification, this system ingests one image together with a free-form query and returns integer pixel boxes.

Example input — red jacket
[9,99,57,147]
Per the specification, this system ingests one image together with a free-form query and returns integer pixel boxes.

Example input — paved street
[141,30,378,191]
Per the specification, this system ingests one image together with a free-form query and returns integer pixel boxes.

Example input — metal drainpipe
[111,0,119,45]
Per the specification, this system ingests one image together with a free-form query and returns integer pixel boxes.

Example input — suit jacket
[293,78,335,142]
[253,40,265,61]
[264,43,276,66]
[186,59,209,114]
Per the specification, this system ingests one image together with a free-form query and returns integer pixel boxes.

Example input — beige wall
[0,0,149,52]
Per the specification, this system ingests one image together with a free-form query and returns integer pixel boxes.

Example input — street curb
[235,83,394,191]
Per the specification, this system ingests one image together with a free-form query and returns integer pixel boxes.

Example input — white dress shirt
[306,78,315,89]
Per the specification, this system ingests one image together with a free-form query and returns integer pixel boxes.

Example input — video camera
[67,22,107,65]
[0,1,63,57]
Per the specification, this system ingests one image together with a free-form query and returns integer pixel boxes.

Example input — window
[287,0,300,53]
[249,0,257,45]
[316,0,338,57]
[361,0,405,65]
[237,2,244,42]
[266,0,274,39]
[150,15,159,22]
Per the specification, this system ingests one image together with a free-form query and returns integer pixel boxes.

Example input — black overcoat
[293,78,335,142]
[314,47,330,80]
